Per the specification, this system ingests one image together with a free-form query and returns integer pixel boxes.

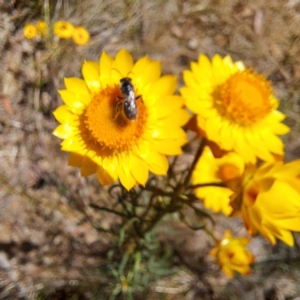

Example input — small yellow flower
[53,21,74,39]
[72,26,90,45]
[241,159,300,246]
[181,54,290,163]
[210,230,254,278]
[53,49,189,190]
[192,146,245,215]
[23,23,37,39]
[37,20,47,36]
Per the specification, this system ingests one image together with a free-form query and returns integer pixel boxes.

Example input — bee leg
[135,95,143,103]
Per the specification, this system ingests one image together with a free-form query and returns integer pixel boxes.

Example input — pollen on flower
[219,69,275,125]
[218,163,241,181]
[82,85,146,154]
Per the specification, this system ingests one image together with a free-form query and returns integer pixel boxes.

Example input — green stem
[142,186,173,197]
[139,193,156,222]
[167,155,179,178]
[188,182,225,190]
[90,203,128,218]
[182,138,206,189]
[139,206,168,235]
[203,227,218,243]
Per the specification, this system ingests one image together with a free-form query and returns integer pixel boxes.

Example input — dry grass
[1,0,300,299]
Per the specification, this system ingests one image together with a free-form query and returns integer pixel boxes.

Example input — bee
[119,77,140,121]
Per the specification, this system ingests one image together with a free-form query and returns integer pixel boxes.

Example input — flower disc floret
[53,49,189,190]
[82,86,146,152]
[181,54,290,163]
[219,69,275,125]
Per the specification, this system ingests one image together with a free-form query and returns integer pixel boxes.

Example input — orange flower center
[80,85,146,156]
[219,69,275,125]
[218,163,241,181]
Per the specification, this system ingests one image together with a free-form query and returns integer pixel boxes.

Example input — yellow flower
[241,159,300,246]
[72,26,90,45]
[210,230,254,278]
[37,20,47,36]
[192,146,245,215]
[181,54,290,163]
[23,23,37,39]
[53,49,189,190]
[53,21,74,39]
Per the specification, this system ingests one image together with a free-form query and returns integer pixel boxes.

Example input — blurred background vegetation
[1,0,300,299]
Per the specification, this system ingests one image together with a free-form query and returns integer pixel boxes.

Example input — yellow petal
[118,164,136,190]
[150,126,186,139]
[130,155,149,186]
[53,105,79,125]
[151,139,184,155]
[259,180,300,214]
[61,138,84,153]
[268,121,290,135]
[80,157,98,176]
[233,127,257,163]
[244,128,274,162]
[200,186,233,215]
[212,54,232,85]
[146,152,169,175]
[133,142,168,175]
[264,221,294,246]
[97,166,115,186]
[280,159,300,178]
[198,54,212,71]
[259,129,285,155]
[149,75,177,101]
[99,51,113,87]
[150,95,184,118]
[114,48,134,78]
[64,78,90,97]
[154,110,190,128]
[82,61,101,93]
[102,156,119,182]
[256,222,277,245]
[275,230,294,246]
[181,87,213,114]
[52,123,76,139]
[204,116,223,144]
[183,70,200,91]
[68,153,84,167]
[222,266,234,278]
[191,59,213,90]
[219,120,234,150]
[272,217,300,233]
[59,90,87,114]
[132,56,161,89]
[268,109,287,122]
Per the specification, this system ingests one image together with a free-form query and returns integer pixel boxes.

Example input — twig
[90,203,128,218]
